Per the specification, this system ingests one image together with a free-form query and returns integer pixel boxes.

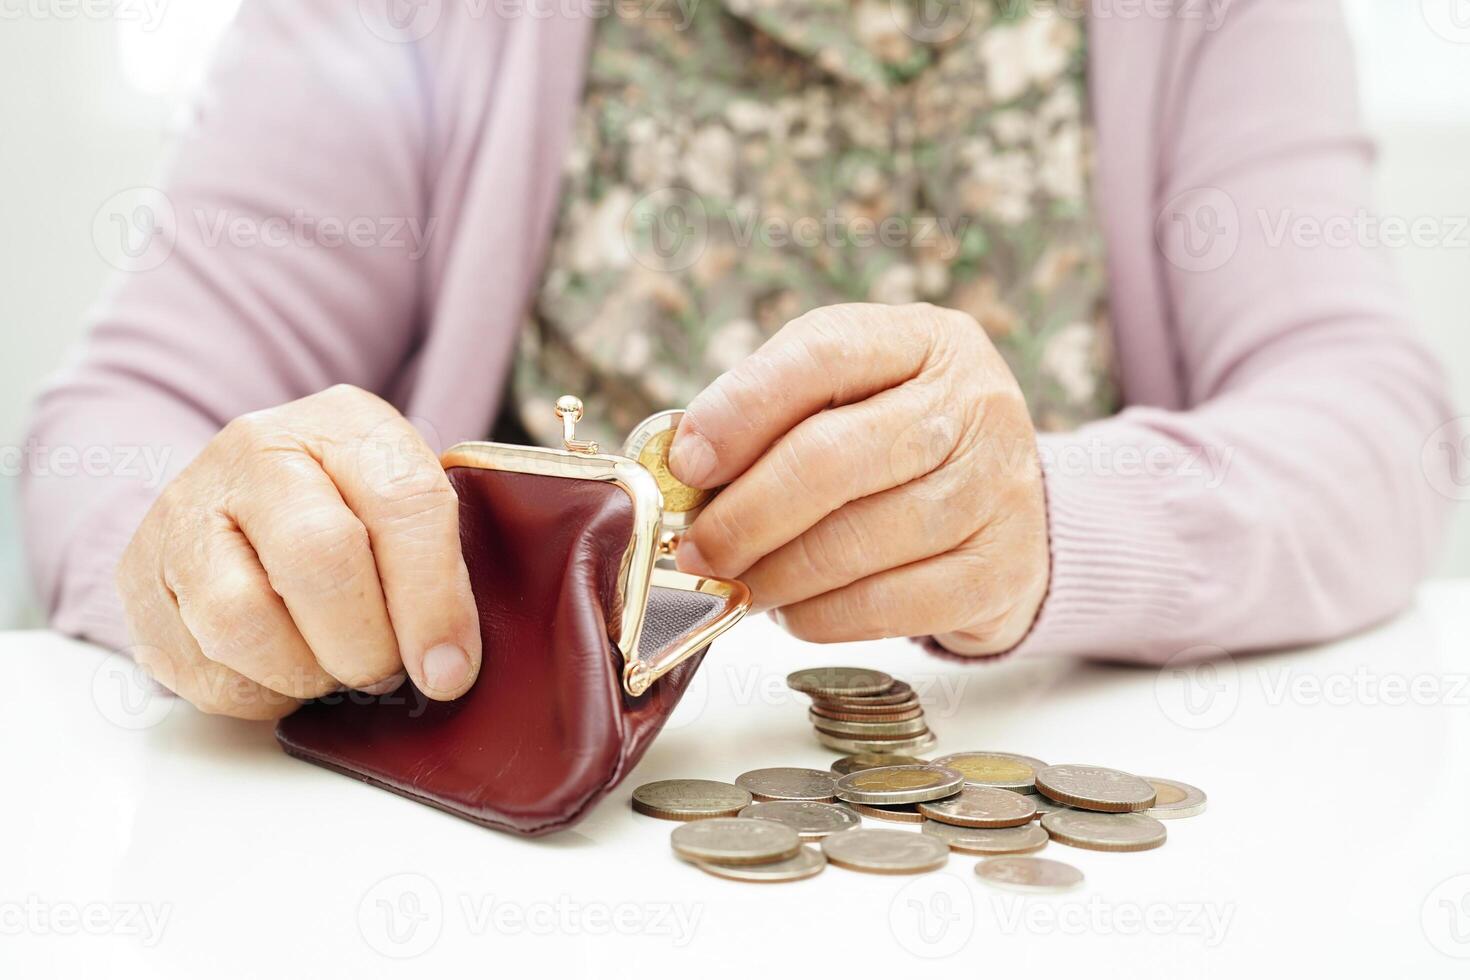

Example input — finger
[167,505,360,699]
[227,449,402,693]
[737,466,980,611]
[676,382,955,579]
[772,548,1018,645]
[118,543,301,720]
[668,304,944,489]
[292,386,481,700]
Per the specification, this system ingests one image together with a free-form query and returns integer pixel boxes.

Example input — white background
[1,0,1467,625]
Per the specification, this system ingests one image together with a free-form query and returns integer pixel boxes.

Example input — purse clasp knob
[554,395,600,455]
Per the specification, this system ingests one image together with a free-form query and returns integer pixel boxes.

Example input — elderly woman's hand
[669,303,1049,655]
[116,385,482,719]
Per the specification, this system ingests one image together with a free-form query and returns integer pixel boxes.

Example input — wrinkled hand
[117,384,481,719]
[669,303,1049,655]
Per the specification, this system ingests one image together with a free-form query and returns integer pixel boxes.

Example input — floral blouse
[515,0,1114,449]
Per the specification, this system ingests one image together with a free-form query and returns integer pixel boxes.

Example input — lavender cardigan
[23,0,1455,663]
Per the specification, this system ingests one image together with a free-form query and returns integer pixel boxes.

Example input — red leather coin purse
[276,398,749,836]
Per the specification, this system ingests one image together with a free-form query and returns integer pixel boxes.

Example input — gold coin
[929,752,1049,793]
[834,765,965,805]
[622,410,716,531]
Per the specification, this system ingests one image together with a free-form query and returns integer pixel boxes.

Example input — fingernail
[359,671,407,696]
[421,644,471,695]
[677,540,714,577]
[669,430,716,487]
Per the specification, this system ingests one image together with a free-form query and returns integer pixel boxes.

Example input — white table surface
[4,581,1469,978]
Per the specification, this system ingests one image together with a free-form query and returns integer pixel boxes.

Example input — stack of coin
[787,667,936,755]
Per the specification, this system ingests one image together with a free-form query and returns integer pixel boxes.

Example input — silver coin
[975,856,1084,893]
[1035,764,1157,812]
[831,753,928,776]
[809,712,930,737]
[817,731,938,755]
[738,801,861,840]
[670,817,801,866]
[812,681,915,706]
[787,667,894,698]
[1030,795,1073,820]
[695,845,827,883]
[929,751,1049,793]
[810,697,923,717]
[631,779,752,820]
[834,765,965,805]
[1142,777,1208,819]
[821,828,950,874]
[735,767,837,802]
[847,800,925,824]
[1041,810,1168,852]
[923,821,1049,855]
[917,785,1038,828]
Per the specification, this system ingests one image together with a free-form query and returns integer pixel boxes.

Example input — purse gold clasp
[554,395,600,455]
[441,396,750,697]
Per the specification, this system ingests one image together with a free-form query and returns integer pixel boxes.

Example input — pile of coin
[786,667,936,755]
[631,667,1208,889]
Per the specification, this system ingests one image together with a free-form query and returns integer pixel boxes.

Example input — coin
[917,785,1038,828]
[632,779,752,820]
[847,800,925,824]
[695,845,827,883]
[922,820,1050,855]
[821,829,950,874]
[1041,810,1168,852]
[929,751,1048,793]
[621,410,716,531]
[813,681,915,706]
[787,667,894,698]
[809,703,924,723]
[831,754,928,775]
[834,765,964,805]
[1142,777,1207,819]
[975,856,1084,892]
[739,801,860,840]
[810,696,922,717]
[817,731,937,755]
[808,712,930,737]
[1030,795,1072,820]
[670,817,802,866]
[735,767,837,802]
[1035,765,1157,812]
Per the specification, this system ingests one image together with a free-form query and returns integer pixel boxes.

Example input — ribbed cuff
[1005,431,1193,660]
